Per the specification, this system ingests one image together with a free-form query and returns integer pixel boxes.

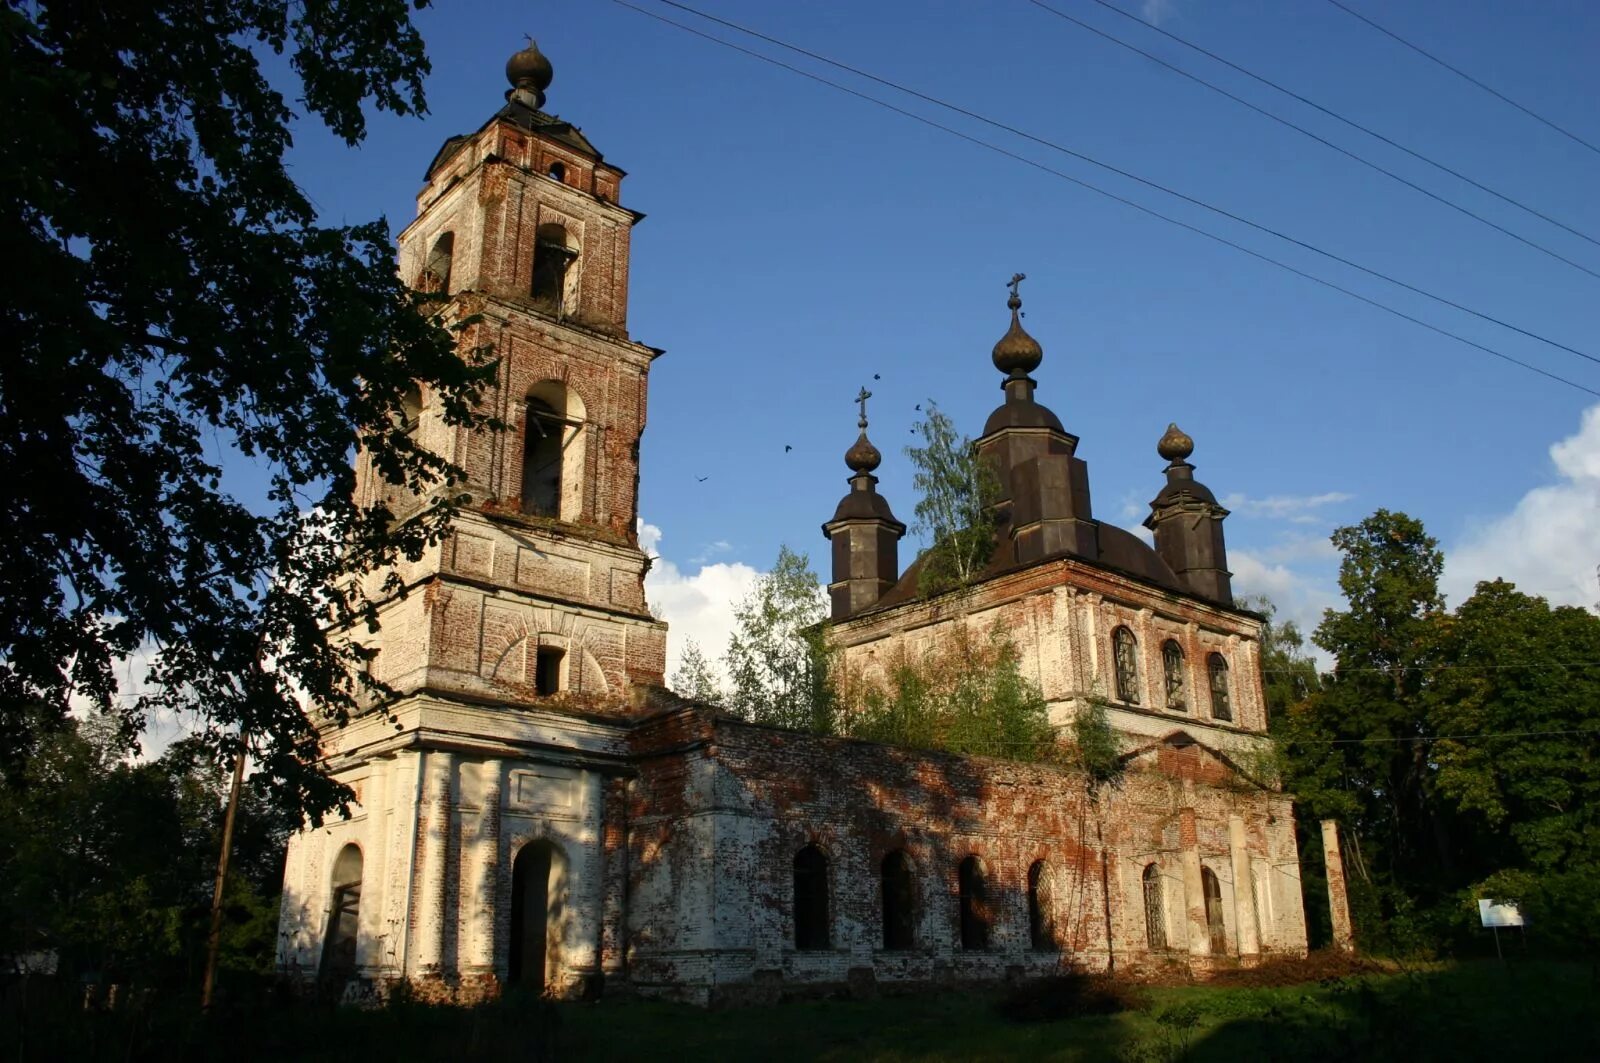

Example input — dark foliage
[0,0,492,820]
[994,970,1144,1023]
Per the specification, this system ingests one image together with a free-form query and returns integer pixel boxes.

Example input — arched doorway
[320,843,362,981]
[509,840,568,991]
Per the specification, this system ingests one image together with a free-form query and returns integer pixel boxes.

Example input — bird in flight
[696,476,708,482]
[784,445,793,452]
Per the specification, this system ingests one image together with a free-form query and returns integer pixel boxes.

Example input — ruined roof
[864,512,1189,616]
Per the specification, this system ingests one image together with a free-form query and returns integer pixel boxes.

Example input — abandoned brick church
[276,39,1339,1005]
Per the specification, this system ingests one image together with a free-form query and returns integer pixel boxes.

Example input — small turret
[1144,423,1233,605]
[822,388,905,620]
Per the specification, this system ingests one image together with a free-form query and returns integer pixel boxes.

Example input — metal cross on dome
[856,386,872,429]
[1008,272,1026,299]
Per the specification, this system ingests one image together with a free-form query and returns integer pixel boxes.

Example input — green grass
[8,960,1599,1062]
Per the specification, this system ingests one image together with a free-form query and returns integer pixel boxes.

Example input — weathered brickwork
[277,39,1311,1007]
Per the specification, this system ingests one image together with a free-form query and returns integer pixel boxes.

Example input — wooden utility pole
[202,742,247,1011]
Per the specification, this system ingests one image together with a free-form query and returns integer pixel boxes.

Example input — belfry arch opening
[520,381,586,522]
[320,843,363,981]
[510,839,569,991]
[420,231,454,294]
[530,223,579,315]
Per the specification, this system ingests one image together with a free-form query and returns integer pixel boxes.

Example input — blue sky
[280,0,1600,673]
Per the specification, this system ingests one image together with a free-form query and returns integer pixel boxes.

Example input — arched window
[958,855,989,950]
[1142,863,1166,951]
[1113,626,1140,704]
[548,161,567,183]
[320,843,362,980]
[530,222,578,314]
[1208,653,1232,722]
[520,381,586,522]
[419,231,454,294]
[881,850,916,951]
[1162,640,1186,713]
[793,845,830,950]
[1202,866,1227,954]
[510,840,569,989]
[1027,860,1057,951]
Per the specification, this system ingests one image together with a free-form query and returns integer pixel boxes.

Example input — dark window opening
[522,397,564,517]
[881,851,916,951]
[1142,863,1167,951]
[419,231,454,294]
[548,161,567,183]
[319,844,363,982]
[1162,640,1186,712]
[530,224,576,314]
[793,845,830,950]
[1113,626,1140,704]
[399,384,423,431]
[958,856,989,950]
[535,647,564,695]
[1208,654,1232,722]
[1028,860,1057,951]
[1202,866,1227,954]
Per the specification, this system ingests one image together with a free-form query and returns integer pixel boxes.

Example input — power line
[1073,0,1600,250]
[1026,0,1600,281]
[1264,660,1600,675]
[1302,727,1600,746]
[1322,0,1600,160]
[613,0,1600,396]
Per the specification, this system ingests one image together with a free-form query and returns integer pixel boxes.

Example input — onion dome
[506,38,554,109]
[992,282,1043,378]
[1151,422,1217,506]
[1157,422,1194,464]
[845,432,881,473]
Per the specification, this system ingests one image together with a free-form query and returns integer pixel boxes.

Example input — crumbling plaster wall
[832,558,1269,743]
[624,710,1307,1003]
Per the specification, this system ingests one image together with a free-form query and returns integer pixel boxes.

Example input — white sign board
[1477,899,1526,928]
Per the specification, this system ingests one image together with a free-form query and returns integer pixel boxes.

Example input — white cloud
[1256,533,1339,565]
[689,539,734,564]
[1445,404,1600,610]
[1230,548,1339,663]
[1221,491,1353,522]
[640,519,762,686]
[1142,0,1178,26]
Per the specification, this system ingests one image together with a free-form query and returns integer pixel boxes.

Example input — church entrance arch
[509,839,569,991]
[320,843,363,982]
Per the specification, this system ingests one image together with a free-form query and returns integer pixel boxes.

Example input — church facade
[276,40,1312,1006]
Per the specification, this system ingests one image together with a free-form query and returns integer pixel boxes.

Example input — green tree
[0,718,293,984]
[1427,580,1600,948]
[1,1,491,818]
[1278,510,1450,950]
[669,638,723,705]
[723,546,832,731]
[905,403,1001,596]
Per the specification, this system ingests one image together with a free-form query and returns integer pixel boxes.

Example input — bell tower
[280,40,667,1003]
[356,38,667,708]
